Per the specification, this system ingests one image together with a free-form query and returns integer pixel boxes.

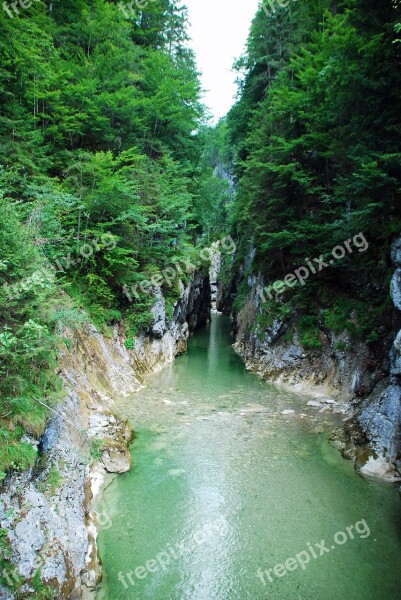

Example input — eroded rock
[0,273,211,597]
[390,269,401,311]
[101,442,131,474]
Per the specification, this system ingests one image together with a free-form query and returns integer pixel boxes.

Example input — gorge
[1,0,401,599]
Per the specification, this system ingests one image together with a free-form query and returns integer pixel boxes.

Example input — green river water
[95,315,401,600]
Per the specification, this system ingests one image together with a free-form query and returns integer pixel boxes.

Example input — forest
[0,0,230,483]
[221,0,401,349]
[0,0,400,566]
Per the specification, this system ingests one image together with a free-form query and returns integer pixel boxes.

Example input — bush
[298,315,322,350]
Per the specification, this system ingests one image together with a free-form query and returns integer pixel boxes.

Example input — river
[94,315,401,600]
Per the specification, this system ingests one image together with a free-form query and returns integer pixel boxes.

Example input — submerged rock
[320,397,336,405]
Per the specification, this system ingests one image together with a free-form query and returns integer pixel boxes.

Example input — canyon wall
[0,275,210,599]
[217,245,401,485]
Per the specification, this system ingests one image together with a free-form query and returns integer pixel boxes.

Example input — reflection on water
[95,315,401,600]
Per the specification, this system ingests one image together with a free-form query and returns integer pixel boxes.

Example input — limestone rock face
[0,391,89,599]
[131,274,210,377]
[390,329,401,376]
[209,241,222,311]
[358,385,401,475]
[184,272,211,331]
[352,235,401,481]
[233,275,374,401]
[0,586,14,599]
[390,269,401,311]
[228,245,400,482]
[391,235,401,267]
[354,323,401,480]
[0,273,211,598]
[150,289,167,339]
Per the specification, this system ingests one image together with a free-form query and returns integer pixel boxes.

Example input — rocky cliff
[233,275,382,401]
[344,238,401,482]
[0,275,210,599]
[218,247,400,485]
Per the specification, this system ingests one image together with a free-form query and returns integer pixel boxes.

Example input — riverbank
[0,275,210,599]
[93,314,401,600]
[217,236,401,486]
[1,261,400,598]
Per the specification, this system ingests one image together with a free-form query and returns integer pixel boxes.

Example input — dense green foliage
[224,0,401,345]
[0,0,400,593]
[0,200,61,481]
[0,0,400,519]
[0,0,220,489]
[0,0,206,325]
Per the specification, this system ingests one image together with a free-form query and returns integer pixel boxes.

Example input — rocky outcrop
[347,237,401,481]
[390,269,401,311]
[0,387,104,599]
[131,273,210,378]
[0,340,135,599]
[209,242,222,311]
[0,274,210,599]
[355,384,401,480]
[232,275,383,401]
[224,250,400,483]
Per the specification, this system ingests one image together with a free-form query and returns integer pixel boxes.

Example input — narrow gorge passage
[94,316,401,600]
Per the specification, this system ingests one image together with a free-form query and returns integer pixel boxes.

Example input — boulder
[101,442,131,474]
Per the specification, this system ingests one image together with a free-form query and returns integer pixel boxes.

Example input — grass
[89,438,106,462]
[37,465,62,496]
[0,426,38,484]
[0,389,61,485]
[30,570,56,599]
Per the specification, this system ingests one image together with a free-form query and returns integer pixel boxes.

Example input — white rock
[359,455,401,483]
[281,410,296,416]
[390,269,401,310]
